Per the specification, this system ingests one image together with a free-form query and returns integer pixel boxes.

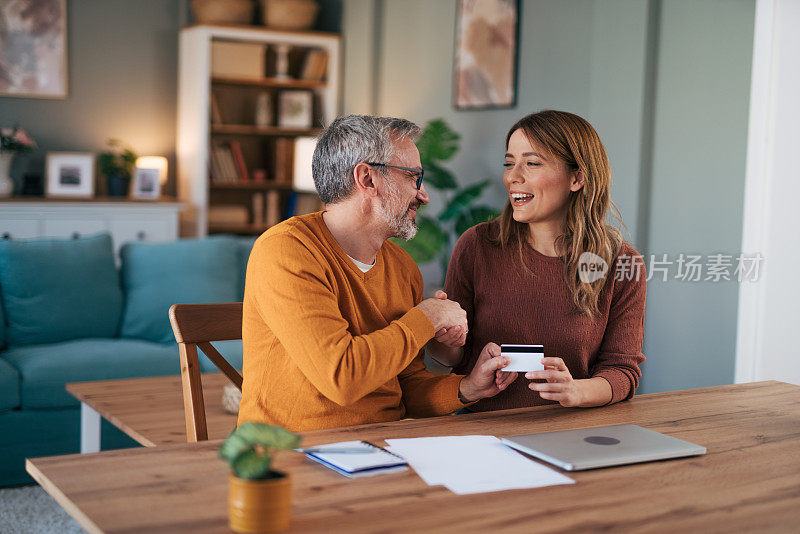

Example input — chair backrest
[169,302,243,442]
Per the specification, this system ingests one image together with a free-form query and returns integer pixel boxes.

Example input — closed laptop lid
[502,424,706,471]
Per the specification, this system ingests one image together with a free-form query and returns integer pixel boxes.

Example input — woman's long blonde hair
[493,110,623,318]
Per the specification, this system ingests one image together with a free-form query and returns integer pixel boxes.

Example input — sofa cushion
[2,338,179,409]
[0,357,20,411]
[0,233,122,346]
[200,340,243,373]
[0,288,6,350]
[119,237,241,344]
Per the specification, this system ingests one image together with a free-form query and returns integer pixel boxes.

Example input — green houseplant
[219,422,301,533]
[97,138,137,197]
[395,119,499,279]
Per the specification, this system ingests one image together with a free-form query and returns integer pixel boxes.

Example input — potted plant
[219,422,301,533]
[0,125,37,198]
[394,119,500,280]
[97,138,137,197]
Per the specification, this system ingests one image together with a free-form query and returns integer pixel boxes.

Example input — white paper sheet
[385,435,574,495]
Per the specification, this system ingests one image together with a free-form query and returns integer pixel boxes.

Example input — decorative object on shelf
[291,136,317,193]
[0,0,67,98]
[132,156,168,200]
[278,90,313,128]
[255,92,273,127]
[219,422,300,532]
[0,126,37,198]
[192,0,255,25]
[273,43,291,79]
[21,173,44,196]
[454,0,519,109]
[45,152,95,198]
[260,0,319,30]
[98,139,138,198]
[393,119,499,277]
[211,41,266,79]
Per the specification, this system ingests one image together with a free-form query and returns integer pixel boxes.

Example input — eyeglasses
[365,162,424,190]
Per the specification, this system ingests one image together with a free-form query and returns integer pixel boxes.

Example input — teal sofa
[0,233,253,486]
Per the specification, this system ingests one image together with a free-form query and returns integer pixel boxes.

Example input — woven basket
[261,0,319,30]
[192,0,255,25]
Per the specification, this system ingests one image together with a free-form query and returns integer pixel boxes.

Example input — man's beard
[378,179,419,241]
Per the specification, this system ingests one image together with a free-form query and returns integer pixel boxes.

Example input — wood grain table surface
[29,381,800,533]
[66,373,237,446]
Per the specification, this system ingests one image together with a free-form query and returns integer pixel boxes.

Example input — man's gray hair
[312,115,421,204]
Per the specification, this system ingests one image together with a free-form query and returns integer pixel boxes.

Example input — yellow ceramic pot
[229,471,292,533]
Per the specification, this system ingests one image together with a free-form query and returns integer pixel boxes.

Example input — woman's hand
[526,357,583,407]
[459,343,518,402]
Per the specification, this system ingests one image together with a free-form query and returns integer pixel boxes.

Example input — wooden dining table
[27,380,800,533]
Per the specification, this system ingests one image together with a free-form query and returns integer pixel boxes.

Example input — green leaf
[455,205,499,236]
[232,449,272,480]
[393,215,447,264]
[233,422,302,450]
[423,162,458,191]
[417,119,460,165]
[438,180,492,222]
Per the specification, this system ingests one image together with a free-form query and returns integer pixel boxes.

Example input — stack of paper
[385,435,574,495]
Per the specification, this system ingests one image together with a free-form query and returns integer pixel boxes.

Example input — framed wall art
[454,0,519,110]
[0,0,68,99]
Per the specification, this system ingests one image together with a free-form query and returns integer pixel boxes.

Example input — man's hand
[430,291,467,348]
[416,292,468,333]
[458,342,517,403]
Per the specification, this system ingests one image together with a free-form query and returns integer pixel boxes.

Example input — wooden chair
[169,302,243,442]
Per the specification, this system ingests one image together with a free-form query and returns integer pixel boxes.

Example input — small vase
[106,174,130,197]
[0,151,14,198]
[228,471,292,533]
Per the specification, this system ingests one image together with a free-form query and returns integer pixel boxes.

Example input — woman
[429,110,646,412]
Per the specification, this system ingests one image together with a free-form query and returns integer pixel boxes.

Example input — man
[238,115,515,431]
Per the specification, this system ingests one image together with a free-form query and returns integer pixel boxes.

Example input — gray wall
[0,0,184,195]
[343,0,755,394]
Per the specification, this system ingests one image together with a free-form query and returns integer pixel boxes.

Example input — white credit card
[500,344,544,372]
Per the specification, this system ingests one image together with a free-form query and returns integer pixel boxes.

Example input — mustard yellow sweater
[238,212,466,431]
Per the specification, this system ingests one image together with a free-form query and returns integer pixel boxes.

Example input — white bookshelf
[177,25,340,237]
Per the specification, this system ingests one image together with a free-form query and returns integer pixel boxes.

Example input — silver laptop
[502,424,706,471]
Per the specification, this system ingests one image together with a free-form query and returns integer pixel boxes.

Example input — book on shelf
[213,145,238,182]
[301,49,329,82]
[252,192,265,226]
[210,90,224,125]
[208,205,249,225]
[273,138,295,184]
[229,140,250,181]
[265,190,281,228]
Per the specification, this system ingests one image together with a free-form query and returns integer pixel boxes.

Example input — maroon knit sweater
[444,222,646,412]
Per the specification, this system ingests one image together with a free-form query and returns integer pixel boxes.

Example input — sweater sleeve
[249,233,435,407]
[591,249,647,404]
[398,262,467,416]
[442,227,478,369]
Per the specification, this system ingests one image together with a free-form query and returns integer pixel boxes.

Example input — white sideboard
[0,199,184,255]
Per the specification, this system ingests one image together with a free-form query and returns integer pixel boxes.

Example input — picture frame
[454,0,520,110]
[0,0,68,99]
[131,167,161,200]
[278,90,313,129]
[46,152,94,198]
